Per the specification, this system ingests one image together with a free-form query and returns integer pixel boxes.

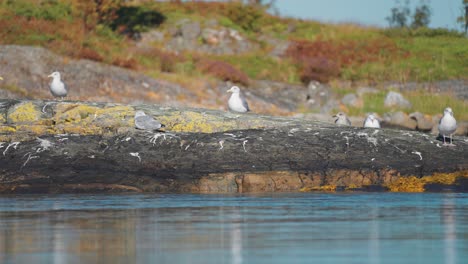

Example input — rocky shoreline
[0,99,467,194]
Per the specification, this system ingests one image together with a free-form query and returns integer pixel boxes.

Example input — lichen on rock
[8,102,42,123]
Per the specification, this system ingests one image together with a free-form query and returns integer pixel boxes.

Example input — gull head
[227,86,240,94]
[48,71,61,80]
[367,114,377,121]
[135,110,146,118]
[443,107,453,116]
[333,112,347,119]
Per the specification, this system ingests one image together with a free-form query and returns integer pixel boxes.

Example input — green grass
[216,54,300,84]
[405,92,467,120]
[0,0,467,87]
[340,90,467,121]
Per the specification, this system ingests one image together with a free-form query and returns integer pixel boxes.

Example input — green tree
[386,0,432,29]
[386,0,411,28]
[456,0,468,33]
[411,1,431,28]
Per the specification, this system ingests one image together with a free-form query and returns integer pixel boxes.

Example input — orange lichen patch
[386,171,468,192]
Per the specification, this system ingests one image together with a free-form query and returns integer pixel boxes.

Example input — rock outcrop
[0,99,467,194]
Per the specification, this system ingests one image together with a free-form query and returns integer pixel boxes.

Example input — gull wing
[135,115,162,130]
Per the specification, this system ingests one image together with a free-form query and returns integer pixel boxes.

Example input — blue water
[0,193,467,264]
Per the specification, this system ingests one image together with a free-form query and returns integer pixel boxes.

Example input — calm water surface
[0,193,467,264]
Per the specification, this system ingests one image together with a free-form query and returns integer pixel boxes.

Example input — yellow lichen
[386,176,425,192]
[55,104,99,123]
[158,111,237,133]
[15,125,53,135]
[385,171,468,192]
[8,102,41,123]
[345,183,359,190]
[0,114,5,123]
[59,125,103,135]
[53,104,134,134]
[0,126,16,133]
[300,185,337,192]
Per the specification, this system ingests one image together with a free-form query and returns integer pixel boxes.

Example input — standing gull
[48,71,67,100]
[363,114,380,128]
[135,111,165,131]
[333,112,351,126]
[227,86,250,113]
[438,107,457,146]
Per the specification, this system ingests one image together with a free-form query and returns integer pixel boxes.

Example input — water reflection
[0,193,467,264]
[443,195,456,264]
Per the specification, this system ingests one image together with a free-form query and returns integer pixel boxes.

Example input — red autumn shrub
[138,47,182,72]
[79,48,104,62]
[286,37,402,84]
[196,59,249,86]
[300,57,340,84]
[112,57,138,69]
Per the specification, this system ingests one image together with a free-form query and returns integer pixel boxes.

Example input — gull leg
[442,135,446,145]
[449,134,456,147]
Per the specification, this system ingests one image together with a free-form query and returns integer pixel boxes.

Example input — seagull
[227,86,250,113]
[47,71,67,100]
[333,112,351,126]
[363,114,380,128]
[438,107,457,146]
[134,111,165,131]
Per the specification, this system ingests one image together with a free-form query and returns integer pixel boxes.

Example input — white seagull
[333,112,351,126]
[438,107,457,146]
[227,86,250,113]
[135,111,165,131]
[363,114,380,128]
[48,71,67,99]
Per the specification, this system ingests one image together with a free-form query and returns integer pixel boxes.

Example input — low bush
[110,5,165,37]
[286,37,403,84]
[196,59,249,86]
[138,48,182,73]
[6,0,72,21]
[382,27,465,38]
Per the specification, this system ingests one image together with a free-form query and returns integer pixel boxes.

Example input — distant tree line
[386,0,431,28]
[457,0,468,34]
[387,0,468,34]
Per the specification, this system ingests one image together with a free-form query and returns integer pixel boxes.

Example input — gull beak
[47,74,53,78]
[227,88,232,93]
[0,76,3,80]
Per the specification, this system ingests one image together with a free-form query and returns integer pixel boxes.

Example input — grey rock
[386,80,468,100]
[181,21,201,40]
[383,111,416,130]
[356,87,379,96]
[409,112,433,131]
[0,45,195,105]
[205,19,218,27]
[341,93,362,107]
[305,81,334,112]
[137,30,165,47]
[384,91,412,108]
